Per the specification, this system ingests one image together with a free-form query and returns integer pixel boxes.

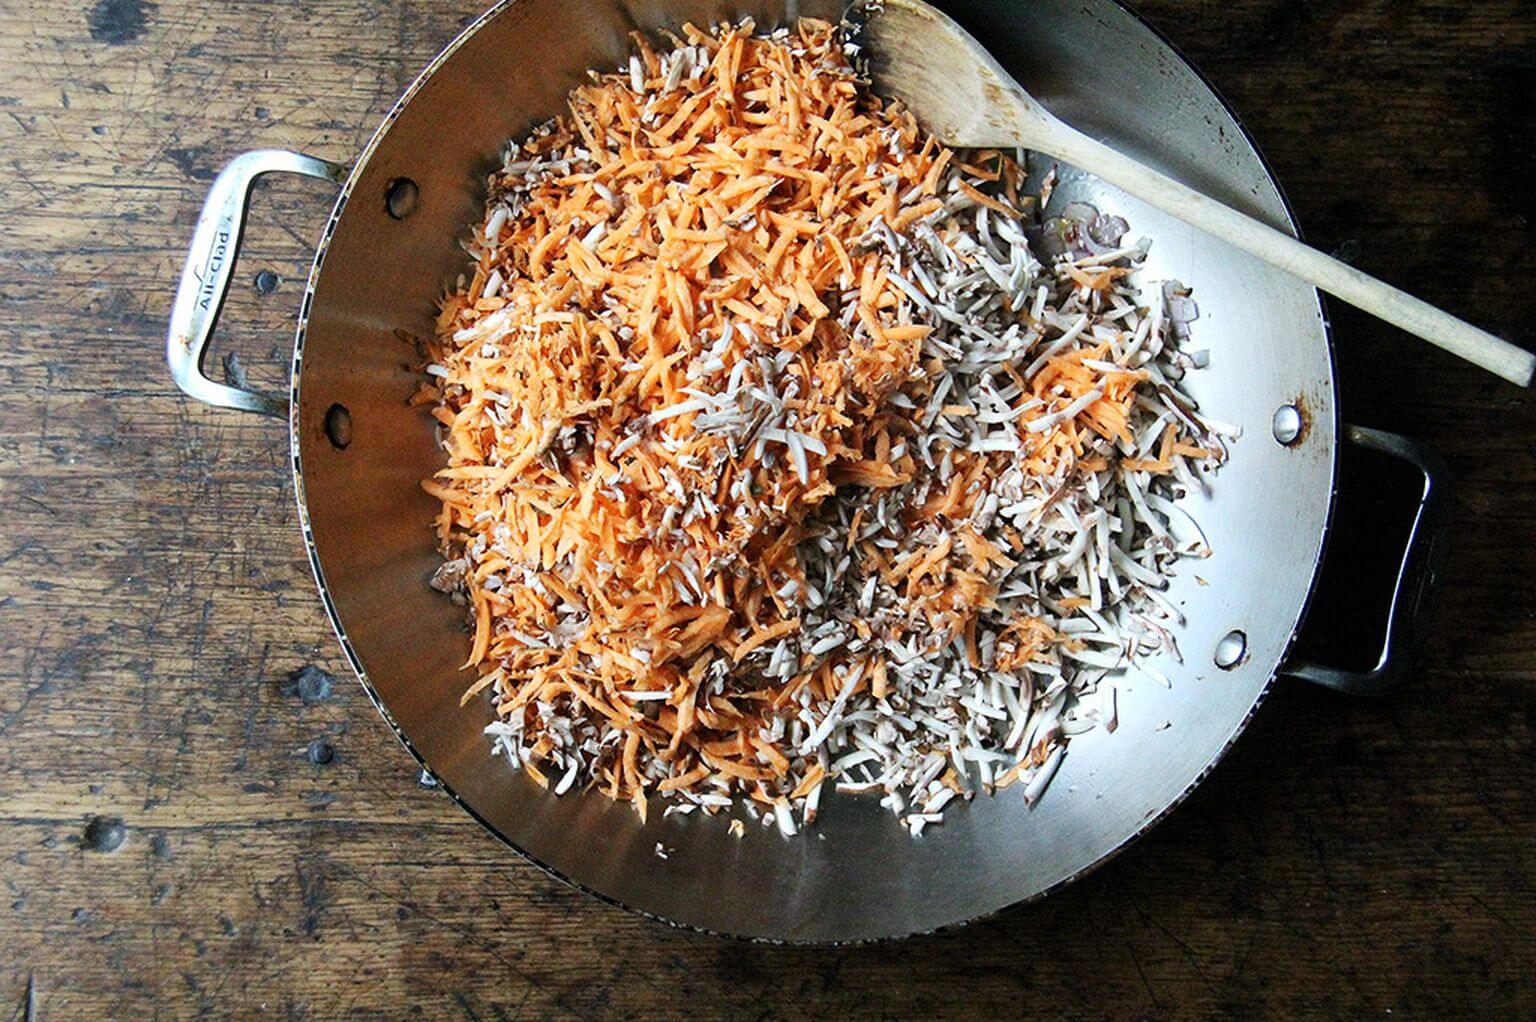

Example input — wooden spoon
[852,0,1535,386]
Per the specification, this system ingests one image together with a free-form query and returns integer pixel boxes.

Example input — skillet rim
[285,0,1342,945]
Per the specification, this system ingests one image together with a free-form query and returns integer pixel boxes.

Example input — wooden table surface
[2,0,1533,1016]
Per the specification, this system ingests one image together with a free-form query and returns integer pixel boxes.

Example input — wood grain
[1,0,1532,1016]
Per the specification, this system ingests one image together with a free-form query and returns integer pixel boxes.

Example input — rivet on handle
[386,177,420,220]
[1214,630,1248,670]
[1272,405,1303,446]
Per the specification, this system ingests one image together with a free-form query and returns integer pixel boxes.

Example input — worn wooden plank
[0,0,1532,1017]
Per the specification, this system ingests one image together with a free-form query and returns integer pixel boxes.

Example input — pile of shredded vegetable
[419,18,1232,835]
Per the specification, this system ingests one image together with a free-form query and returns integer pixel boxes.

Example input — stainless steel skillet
[166,0,1449,942]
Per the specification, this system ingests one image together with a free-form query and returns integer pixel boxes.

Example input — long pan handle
[167,149,347,417]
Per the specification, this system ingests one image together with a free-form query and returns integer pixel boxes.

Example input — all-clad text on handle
[166,149,347,417]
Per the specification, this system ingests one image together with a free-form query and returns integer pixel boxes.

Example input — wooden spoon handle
[1045,123,1535,386]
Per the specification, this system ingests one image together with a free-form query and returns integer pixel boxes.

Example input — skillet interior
[290,0,1337,941]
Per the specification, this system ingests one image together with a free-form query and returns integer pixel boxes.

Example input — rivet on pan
[324,403,353,450]
[385,177,419,220]
[1214,629,1248,670]
[1272,404,1303,446]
